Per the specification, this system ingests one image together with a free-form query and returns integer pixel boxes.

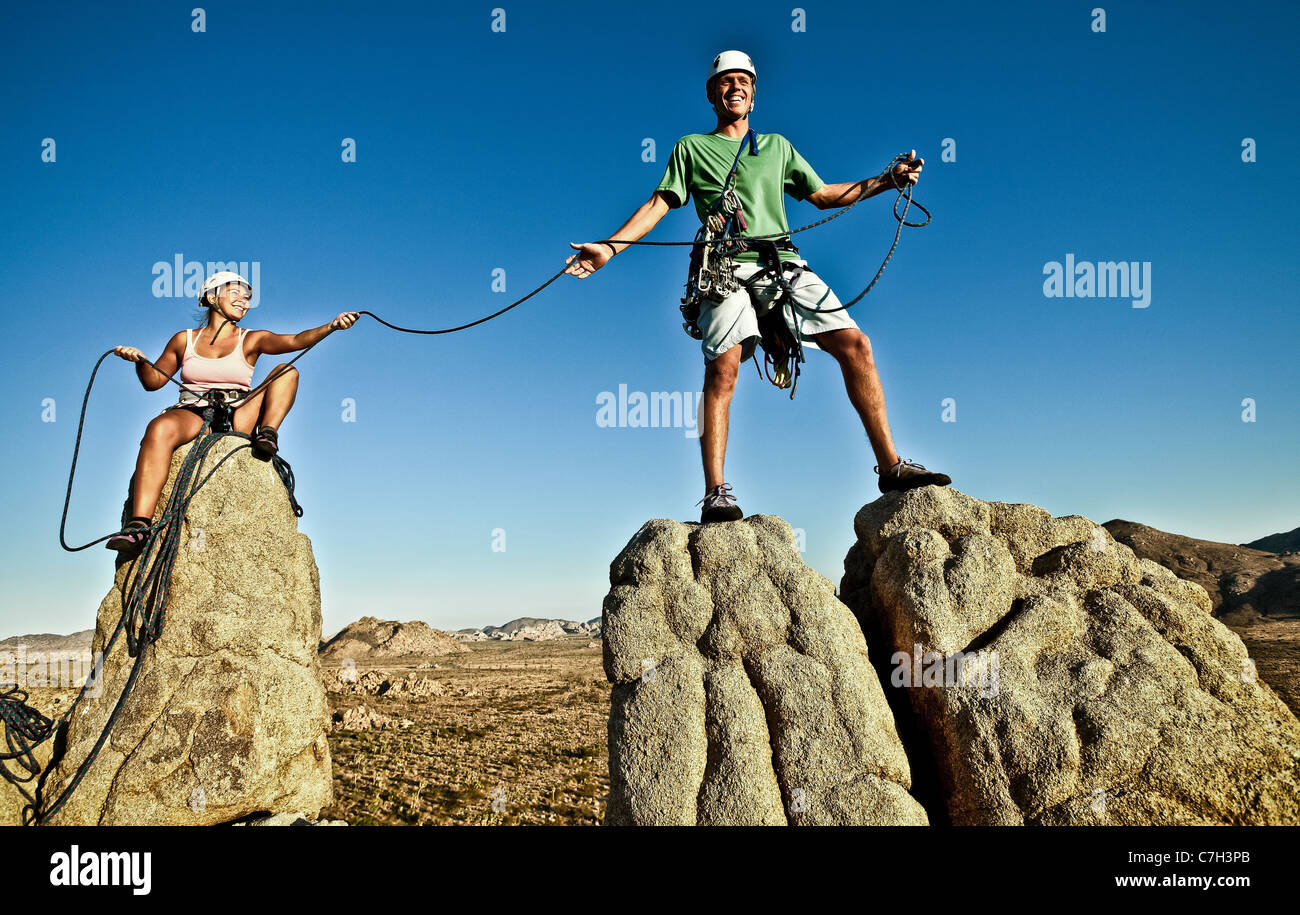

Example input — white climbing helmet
[707,50,756,85]
[706,50,756,114]
[199,270,251,304]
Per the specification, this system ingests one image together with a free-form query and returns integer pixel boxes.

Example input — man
[566,50,951,523]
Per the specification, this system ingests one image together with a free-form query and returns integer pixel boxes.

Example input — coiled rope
[0,684,53,812]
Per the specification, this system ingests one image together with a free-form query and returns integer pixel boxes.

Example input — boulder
[323,669,445,699]
[841,487,1300,825]
[497,619,569,641]
[38,437,333,825]
[330,704,412,731]
[392,674,445,698]
[323,668,395,696]
[320,617,467,661]
[602,515,928,826]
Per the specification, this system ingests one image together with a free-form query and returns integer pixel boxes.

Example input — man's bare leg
[700,345,742,491]
[812,328,900,470]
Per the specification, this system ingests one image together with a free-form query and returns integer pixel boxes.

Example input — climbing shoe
[697,483,744,523]
[105,518,152,555]
[251,425,279,461]
[876,458,952,494]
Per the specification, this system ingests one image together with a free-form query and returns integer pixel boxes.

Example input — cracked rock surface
[41,437,333,825]
[840,486,1300,825]
[602,515,927,825]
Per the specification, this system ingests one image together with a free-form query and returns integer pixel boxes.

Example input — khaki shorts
[696,259,859,363]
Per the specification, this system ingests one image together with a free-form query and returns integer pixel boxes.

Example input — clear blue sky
[2,1,1296,639]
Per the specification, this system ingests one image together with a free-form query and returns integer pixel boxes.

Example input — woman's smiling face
[212,282,251,320]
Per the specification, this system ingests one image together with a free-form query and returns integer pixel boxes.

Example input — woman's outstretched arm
[247,312,360,356]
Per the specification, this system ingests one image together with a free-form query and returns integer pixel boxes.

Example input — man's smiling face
[710,71,754,118]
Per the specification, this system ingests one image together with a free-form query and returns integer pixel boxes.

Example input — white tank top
[180,327,254,398]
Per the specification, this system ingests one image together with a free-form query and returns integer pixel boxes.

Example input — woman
[106,270,358,554]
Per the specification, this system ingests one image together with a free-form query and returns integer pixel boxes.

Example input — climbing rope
[789,154,930,314]
[595,150,930,253]
[56,150,924,547]
[58,146,928,550]
[25,151,927,822]
[748,249,810,399]
[0,684,54,812]
[59,354,304,551]
[606,151,930,309]
[31,280,582,821]
[59,277,585,553]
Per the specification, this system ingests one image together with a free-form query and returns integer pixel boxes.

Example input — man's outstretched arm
[565,191,673,278]
[806,150,924,211]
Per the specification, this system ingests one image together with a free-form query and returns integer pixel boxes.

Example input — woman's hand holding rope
[112,346,146,362]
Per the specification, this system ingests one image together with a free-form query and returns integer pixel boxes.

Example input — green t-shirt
[655,130,824,263]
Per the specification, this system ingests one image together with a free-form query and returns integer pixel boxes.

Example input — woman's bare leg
[131,410,204,519]
[234,364,299,435]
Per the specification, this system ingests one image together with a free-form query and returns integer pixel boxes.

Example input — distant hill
[1243,526,1300,554]
[1104,520,1299,620]
[0,630,93,654]
[1,618,474,670]
[318,616,468,662]
[454,617,601,642]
